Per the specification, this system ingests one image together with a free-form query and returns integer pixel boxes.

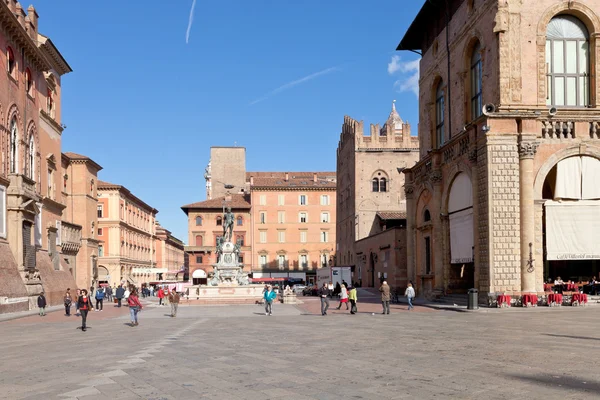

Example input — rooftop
[376,211,407,220]
[181,194,252,212]
[62,152,103,171]
[247,172,336,190]
[97,180,158,214]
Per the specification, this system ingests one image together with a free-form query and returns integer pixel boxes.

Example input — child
[405,283,415,311]
[37,292,47,316]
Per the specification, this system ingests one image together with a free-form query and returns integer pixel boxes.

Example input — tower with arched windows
[399,0,600,301]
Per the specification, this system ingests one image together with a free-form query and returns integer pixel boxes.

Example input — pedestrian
[64,288,73,316]
[127,289,143,326]
[105,285,113,302]
[405,283,415,311]
[95,286,105,311]
[336,283,349,310]
[75,289,81,315]
[115,284,125,307]
[168,288,180,317]
[37,292,47,317]
[263,285,276,316]
[77,289,93,331]
[379,280,391,315]
[319,283,330,316]
[348,286,358,314]
[334,282,341,297]
[124,286,130,300]
[157,287,165,306]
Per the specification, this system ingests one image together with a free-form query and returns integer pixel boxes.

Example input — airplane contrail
[185,0,197,44]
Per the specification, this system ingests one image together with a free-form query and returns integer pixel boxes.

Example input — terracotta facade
[154,223,186,281]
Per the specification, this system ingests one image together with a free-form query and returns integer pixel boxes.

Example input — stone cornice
[39,110,64,134]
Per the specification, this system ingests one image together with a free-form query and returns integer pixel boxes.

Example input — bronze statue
[223,206,234,242]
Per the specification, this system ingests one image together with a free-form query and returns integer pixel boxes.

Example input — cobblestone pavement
[2,298,600,400]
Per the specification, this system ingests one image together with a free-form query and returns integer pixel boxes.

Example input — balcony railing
[60,221,82,254]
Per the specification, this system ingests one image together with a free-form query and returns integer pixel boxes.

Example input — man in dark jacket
[115,285,125,307]
[37,292,47,316]
[318,283,330,316]
[379,281,391,315]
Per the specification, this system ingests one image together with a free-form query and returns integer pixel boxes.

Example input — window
[278,195,285,205]
[9,118,18,174]
[195,216,202,226]
[424,209,431,222]
[260,231,267,243]
[259,255,267,267]
[435,80,445,147]
[299,195,307,205]
[195,235,203,246]
[196,255,203,264]
[27,135,35,180]
[372,178,379,192]
[216,216,222,226]
[321,254,328,268]
[260,212,266,224]
[34,203,42,247]
[47,169,54,199]
[0,186,7,238]
[278,255,286,269]
[237,216,243,226]
[97,204,103,218]
[300,231,307,243]
[425,236,432,274]
[215,235,223,245]
[321,212,329,223]
[259,195,266,205]
[25,68,33,96]
[278,231,285,243]
[320,195,330,205]
[47,88,54,117]
[7,47,15,75]
[470,41,483,120]
[278,211,285,224]
[97,228,103,236]
[300,254,308,269]
[238,255,244,264]
[321,231,328,243]
[236,235,245,246]
[98,245,104,257]
[380,178,387,192]
[299,212,307,223]
[546,15,590,107]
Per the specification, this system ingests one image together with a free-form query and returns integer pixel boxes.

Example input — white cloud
[249,66,341,105]
[387,55,420,97]
[185,0,197,44]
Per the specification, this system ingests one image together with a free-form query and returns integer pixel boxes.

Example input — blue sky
[33,0,423,242]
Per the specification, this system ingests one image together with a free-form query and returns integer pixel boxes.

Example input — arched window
[28,135,35,180]
[372,178,379,192]
[6,47,15,75]
[379,177,387,192]
[9,118,18,174]
[546,15,589,107]
[47,89,54,117]
[424,209,431,222]
[237,216,243,226]
[25,68,33,96]
[435,81,445,146]
[195,235,203,246]
[195,216,202,226]
[216,216,222,226]
[470,41,482,120]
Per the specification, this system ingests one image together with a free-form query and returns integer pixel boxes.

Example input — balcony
[8,174,38,200]
[60,221,82,254]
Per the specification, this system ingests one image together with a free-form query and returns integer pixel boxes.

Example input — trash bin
[467,288,478,310]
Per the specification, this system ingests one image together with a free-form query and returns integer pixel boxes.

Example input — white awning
[192,269,207,278]
[582,157,600,200]
[545,200,600,260]
[448,173,473,212]
[555,157,582,199]
[449,208,474,264]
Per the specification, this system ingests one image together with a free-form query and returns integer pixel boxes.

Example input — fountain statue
[209,206,249,286]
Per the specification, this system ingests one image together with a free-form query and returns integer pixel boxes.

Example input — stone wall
[37,250,76,306]
[0,242,29,313]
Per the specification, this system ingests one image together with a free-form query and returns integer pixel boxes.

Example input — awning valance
[545,200,600,260]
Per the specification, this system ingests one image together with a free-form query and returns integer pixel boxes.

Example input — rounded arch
[441,165,473,214]
[6,103,21,129]
[415,186,433,226]
[534,144,600,199]
[463,34,485,122]
[97,265,109,276]
[537,2,600,38]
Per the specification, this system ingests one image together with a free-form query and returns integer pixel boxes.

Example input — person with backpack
[77,289,93,332]
[127,289,143,326]
[37,292,47,317]
[263,285,277,316]
[115,284,125,307]
[95,287,105,311]
[64,288,73,316]
[168,288,180,317]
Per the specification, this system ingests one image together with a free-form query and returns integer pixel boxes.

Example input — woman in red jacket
[77,289,94,332]
[157,287,165,306]
[127,289,143,326]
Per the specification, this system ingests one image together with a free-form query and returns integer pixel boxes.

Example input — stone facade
[335,102,419,286]
[399,0,600,297]
[205,147,249,200]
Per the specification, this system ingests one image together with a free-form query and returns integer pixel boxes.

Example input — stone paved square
[2,298,600,399]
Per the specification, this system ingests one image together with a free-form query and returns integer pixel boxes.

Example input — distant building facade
[155,222,186,282]
[336,102,419,287]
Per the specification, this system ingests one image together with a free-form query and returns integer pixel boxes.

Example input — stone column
[518,137,538,293]
[431,168,444,293]
[404,173,416,288]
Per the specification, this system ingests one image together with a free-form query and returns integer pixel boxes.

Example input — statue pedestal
[186,284,265,304]
[209,241,249,286]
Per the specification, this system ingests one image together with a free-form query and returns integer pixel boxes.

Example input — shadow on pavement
[544,333,600,341]
[506,373,600,394]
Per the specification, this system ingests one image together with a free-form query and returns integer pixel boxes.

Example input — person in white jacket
[405,283,415,311]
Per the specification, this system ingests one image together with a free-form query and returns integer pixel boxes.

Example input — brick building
[96,181,158,287]
[399,0,600,298]
[336,102,419,287]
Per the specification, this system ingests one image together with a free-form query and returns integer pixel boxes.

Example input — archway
[98,265,110,284]
[541,155,600,287]
[192,268,207,286]
[447,173,474,292]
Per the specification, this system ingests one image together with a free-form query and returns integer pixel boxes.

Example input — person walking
[336,283,349,310]
[168,288,180,317]
[127,289,143,326]
[64,288,73,316]
[95,287,105,311]
[105,285,113,302]
[77,289,93,332]
[263,285,276,316]
[405,283,415,311]
[348,286,358,314]
[319,283,330,316]
[379,281,391,315]
[115,284,125,307]
[37,292,47,317]
[157,287,165,306]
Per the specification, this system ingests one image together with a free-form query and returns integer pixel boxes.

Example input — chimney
[313,173,317,183]
[250,175,254,185]
[285,172,289,181]
[27,6,38,38]
[15,3,26,28]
